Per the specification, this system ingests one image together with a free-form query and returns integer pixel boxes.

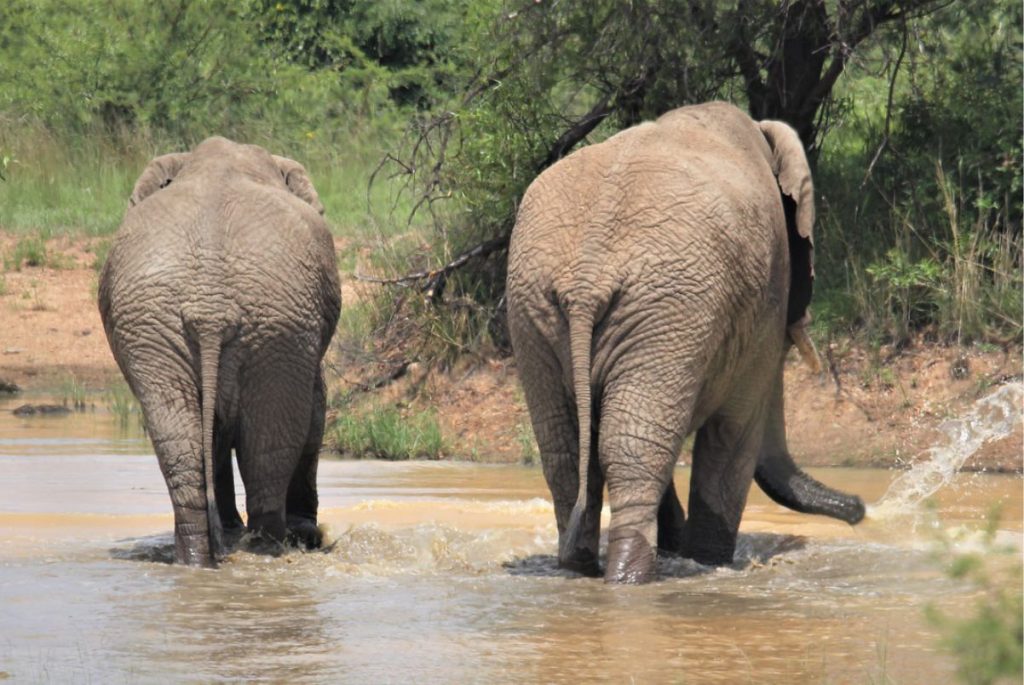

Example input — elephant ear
[129,152,190,208]
[273,155,324,215]
[759,120,815,328]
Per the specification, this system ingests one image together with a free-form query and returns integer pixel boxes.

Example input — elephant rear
[507,102,864,584]
[99,138,341,567]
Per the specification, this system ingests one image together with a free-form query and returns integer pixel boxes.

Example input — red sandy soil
[1,236,1020,471]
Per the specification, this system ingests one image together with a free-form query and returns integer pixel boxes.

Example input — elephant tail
[198,334,225,564]
[560,306,595,564]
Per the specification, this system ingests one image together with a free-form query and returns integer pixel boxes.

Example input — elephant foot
[221,521,246,550]
[605,530,656,584]
[558,547,601,578]
[244,533,286,557]
[173,520,216,567]
[286,515,323,550]
[682,535,736,566]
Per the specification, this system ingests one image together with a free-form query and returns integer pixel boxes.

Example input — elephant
[99,137,341,567]
[506,101,865,584]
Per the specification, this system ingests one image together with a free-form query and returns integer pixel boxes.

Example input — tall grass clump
[59,374,87,411]
[106,380,144,432]
[934,168,1023,344]
[332,401,446,460]
[4,233,49,270]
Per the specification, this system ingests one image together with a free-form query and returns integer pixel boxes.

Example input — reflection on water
[0,392,1021,683]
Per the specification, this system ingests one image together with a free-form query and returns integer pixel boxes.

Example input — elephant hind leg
[213,419,244,546]
[657,478,686,555]
[235,364,315,551]
[136,385,215,567]
[683,405,767,566]
[286,372,326,550]
[515,329,603,576]
[600,390,692,584]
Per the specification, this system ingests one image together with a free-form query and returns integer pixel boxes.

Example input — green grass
[58,374,87,411]
[515,418,538,466]
[331,401,447,460]
[106,380,144,431]
[0,119,421,245]
[0,124,145,236]
[89,238,112,273]
[3,234,48,270]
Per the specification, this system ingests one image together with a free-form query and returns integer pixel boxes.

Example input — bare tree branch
[862,19,909,187]
[536,93,613,171]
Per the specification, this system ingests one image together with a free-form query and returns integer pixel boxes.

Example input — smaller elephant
[507,102,864,583]
[99,137,341,567]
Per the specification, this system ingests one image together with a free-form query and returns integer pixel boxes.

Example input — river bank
[1,236,1020,471]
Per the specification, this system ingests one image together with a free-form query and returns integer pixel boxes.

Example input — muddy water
[1,393,1021,684]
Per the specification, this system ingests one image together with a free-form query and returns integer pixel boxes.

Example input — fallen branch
[342,360,413,394]
[355,232,511,301]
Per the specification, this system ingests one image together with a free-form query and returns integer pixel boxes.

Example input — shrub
[332,402,446,460]
[927,507,1023,685]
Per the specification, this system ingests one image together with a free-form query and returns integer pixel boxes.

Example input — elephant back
[101,168,340,360]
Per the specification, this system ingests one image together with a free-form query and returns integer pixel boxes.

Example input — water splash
[871,382,1023,519]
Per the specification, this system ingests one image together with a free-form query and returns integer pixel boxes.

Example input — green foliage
[331,401,446,460]
[0,150,13,181]
[0,0,444,237]
[0,0,1016,359]
[927,507,1023,685]
[0,1,278,136]
[864,248,944,340]
[90,239,112,273]
[814,0,1022,345]
[249,0,464,109]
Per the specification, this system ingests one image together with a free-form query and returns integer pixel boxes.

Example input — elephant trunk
[559,307,595,565]
[756,365,865,525]
[199,334,225,564]
[755,452,865,524]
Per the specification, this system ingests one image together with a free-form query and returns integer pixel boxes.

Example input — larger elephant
[506,101,864,584]
[99,137,341,567]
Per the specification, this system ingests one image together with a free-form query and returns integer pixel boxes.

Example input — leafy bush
[864,248,944,340]
[249,0,465,109]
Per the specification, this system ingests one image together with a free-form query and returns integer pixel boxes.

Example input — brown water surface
[1,393,1021,683]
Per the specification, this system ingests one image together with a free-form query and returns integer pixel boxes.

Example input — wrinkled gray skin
[99,137,341,568]
[507,102,865,584]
